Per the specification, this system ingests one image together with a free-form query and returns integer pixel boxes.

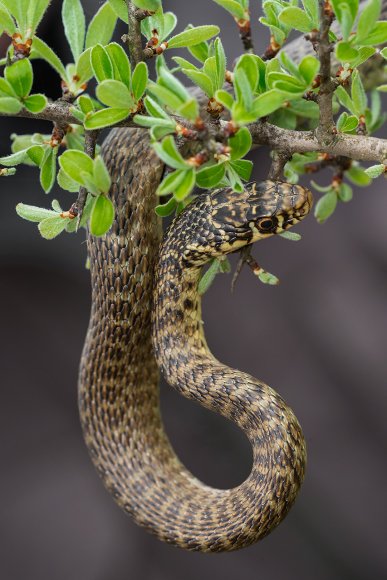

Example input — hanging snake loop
[79,126,313,552]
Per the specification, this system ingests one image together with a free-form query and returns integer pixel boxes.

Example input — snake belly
[78,126,313,552]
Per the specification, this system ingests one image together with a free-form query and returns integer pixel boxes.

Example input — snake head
[181,180,313,266]
[208,180,313,251]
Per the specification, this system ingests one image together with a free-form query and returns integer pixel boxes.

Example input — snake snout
[276,183,313,229]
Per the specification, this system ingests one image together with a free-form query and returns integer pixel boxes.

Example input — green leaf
[0,77,17,97]
[280,231,302,241]
[96,79,132,108]
[162,11,178,40]
[381,47,387,59]
[153,135,189,170]
[177,98,198,121]
[196,163,226,188]
[214,37,226,91]
[0,147,31,166]
[253,89,287,118]
[5,59,33,98]
[78,94,95,114]
[198,259,222,295]
[57,167,79,191]
[40,147,57,193]
[147,82,183,110]
[23,93,47,113]
[27,0,51,34]
[38,215,68,239]
[107,0,128,23]
[235,54,261,93]
[90,194,115,236]
[212,0,245,19]
[155,197,177,217]
[93,156,111,194]
[336,85,356,114]
[0,97,22,114]
[173,56,198,71]
[336,41,359,62]
[298,55,319,86]
[91,44,114,82]
[106,42,131,87]
[132,0,161,10]
[337,112,358,132]
[226,163,244,192]
[59,149,93,184]
[331,0,358,41]
[364,164,385,178]
[84,107,130,129]
[302,0,319,27]
[133,114,175,129]
[85,2,117,49]
[347,164,372,186]
[356,0,381,42]
[351,70,367,115]
[279,6,313,33]
[31,37,66,79]
[377,84,387,92]
[1,0,28,31]
[158,68,190,103]
[168,25,220,49]
[174,168,195,201]
[234,68,253,112]
[228,159,253,181]
[0,2,16,35]
[314,191,337,223]
[144,97,172,121]
[360,21,387,45]
[51,199,62,213]
[181,68,213,97]
[258,270,279,285]
[76,48,93,84]
[26,145,45,166]
[62,0,86,61]
[229,127,252,160]
[157,169,187,195]
[188,40,209,63]
[132,61,148,101]
[215,89,234,110]
[351,46,376,67]
[16,202,57,222]
[338,182,353,202]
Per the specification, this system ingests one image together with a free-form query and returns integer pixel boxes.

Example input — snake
[77,1,386,553]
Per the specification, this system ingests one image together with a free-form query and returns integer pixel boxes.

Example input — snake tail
[79,127,312,552]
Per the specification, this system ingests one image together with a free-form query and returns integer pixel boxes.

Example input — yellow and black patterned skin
[79,127,313,552]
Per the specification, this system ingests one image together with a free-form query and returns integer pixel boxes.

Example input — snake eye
[257,217,277,233]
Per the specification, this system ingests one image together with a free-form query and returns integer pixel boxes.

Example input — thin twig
[268,151,292,180]
[126,0,144,67]
[317,0,336,141]
[238,19,254,53]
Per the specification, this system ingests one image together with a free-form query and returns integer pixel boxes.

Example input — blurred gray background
[1,1,386,579]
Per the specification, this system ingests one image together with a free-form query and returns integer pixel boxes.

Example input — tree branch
[4,101,81,125]
[2,100,386,164]
[126,0,144,67]
[248,121,387,163]
[317,0,336,141]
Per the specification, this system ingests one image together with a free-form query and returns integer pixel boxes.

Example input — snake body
[79,126,313,551]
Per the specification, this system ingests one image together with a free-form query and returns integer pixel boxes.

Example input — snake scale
[78,1,386,553]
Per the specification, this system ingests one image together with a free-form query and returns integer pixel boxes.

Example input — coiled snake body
[79,127,313,552]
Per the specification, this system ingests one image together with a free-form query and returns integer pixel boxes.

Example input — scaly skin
[79,127,313,552]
